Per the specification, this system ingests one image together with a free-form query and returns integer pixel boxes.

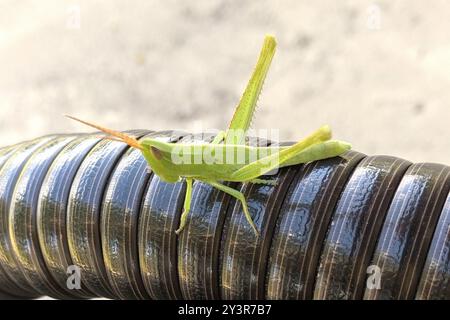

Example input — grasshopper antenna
[65,114,143,150]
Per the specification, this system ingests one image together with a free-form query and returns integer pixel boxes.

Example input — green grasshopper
[66,35,351,236]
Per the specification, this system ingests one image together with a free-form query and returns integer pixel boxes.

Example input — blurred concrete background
[0,0,449,164]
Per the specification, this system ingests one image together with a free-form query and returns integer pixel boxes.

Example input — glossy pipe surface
[0,132,449,300]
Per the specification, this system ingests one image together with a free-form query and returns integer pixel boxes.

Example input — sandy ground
[0,0,449,164]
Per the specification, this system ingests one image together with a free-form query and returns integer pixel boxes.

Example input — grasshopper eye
[150,146,163,160]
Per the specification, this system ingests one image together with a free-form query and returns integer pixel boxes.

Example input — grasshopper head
[66,115,180,183]
[140,138,181,183]
[140,138,165,160]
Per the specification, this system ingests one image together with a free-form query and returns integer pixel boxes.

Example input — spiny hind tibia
[66,35,351,236]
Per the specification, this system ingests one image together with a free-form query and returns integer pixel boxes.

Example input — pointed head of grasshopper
[65,115,180,182]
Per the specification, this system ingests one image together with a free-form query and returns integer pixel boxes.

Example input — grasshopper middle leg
[206,180,259,236]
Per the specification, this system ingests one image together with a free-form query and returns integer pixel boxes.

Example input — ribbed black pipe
[0,132,449,300]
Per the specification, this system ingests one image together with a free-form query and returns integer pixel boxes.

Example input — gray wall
[1,0,449,164]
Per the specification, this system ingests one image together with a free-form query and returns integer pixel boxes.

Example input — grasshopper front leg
[175,178,193,235]
[206,180,259,236]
